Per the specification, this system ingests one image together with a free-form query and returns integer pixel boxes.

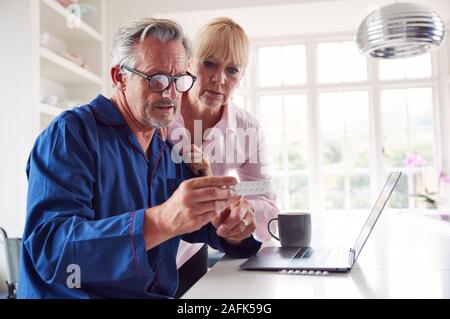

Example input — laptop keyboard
[289,247,346,266]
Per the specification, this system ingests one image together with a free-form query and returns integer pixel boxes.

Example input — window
[258,94,308,211]
[379,54,432,80]
[381,87,437,209]
[319,91,371,209]
[245,37,444,211]
[317,41,367,83]
[258,44,307,87]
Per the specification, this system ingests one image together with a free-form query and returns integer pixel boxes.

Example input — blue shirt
[18,95,261,299]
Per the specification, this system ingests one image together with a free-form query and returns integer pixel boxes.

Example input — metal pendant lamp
[356,2,446,59]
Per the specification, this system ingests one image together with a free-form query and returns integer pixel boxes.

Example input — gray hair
[110,18,192,69]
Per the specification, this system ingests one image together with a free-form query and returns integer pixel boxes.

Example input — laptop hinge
[348,248,356,266]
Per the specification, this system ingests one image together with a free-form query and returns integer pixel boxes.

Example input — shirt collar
[90,94,126,126]
[169,102,238,138]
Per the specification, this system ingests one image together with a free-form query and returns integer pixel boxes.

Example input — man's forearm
[220,235,262,258]
[143,206,172,250]
[224,238,242,246]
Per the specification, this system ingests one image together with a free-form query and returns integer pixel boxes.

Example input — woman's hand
[211,197,257,245]
[182,144,213,177]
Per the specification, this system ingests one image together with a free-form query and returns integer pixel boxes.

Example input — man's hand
[143,176,237,250]
[211,197,257,246]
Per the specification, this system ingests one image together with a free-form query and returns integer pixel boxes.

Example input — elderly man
[18,18,261,299]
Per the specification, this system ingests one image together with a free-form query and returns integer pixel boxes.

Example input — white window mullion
[281,96,290,210]
[405,101,415,208]
[344,133,351,209]
[306,40,321,212]
[436,47,450,202]
[368,58,385,201]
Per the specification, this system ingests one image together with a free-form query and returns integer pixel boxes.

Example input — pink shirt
[168,102,279,267]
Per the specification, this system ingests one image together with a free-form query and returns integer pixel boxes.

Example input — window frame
[234,33,448,212]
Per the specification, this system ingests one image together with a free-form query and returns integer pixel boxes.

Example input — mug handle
[267,218,279,241]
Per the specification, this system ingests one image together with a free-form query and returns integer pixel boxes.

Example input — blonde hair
[194,17,250,69]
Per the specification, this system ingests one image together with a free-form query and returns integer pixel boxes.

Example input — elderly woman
[169,17,278,297]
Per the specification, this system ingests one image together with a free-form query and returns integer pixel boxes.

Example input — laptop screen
[351,171,402,261]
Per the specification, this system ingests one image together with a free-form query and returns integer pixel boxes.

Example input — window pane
[407,88,433,129]
[322,134,344,168]
[381,86,437,210]
[287,135,308,170]
[319,92,344,132]
[317,42,342,83]
[258,46,282,87]
[379,54,432,80]
[321,91,368,132]
[324,174,345,209]
[412,167,439,208]
[350,173,371,209]
[405,54,432,78]
[341,41,367,82]
[344,91,369,131]
[347,134,370,168]
[381,90,407,130]
[389,172,408,208]
[289,175,308,210]
[266,136,284,171]
[383,132,408,167]
[259,95,283,134]
[283,45,307,85]
[379,59,405,80]
[410,131,434,164]
[273,175,286,211]
[318,41,367,83]
[284,94,307,134]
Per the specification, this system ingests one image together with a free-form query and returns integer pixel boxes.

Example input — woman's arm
[236,126,279,242]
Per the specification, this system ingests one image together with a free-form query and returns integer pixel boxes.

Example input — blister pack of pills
[233,180,271,196]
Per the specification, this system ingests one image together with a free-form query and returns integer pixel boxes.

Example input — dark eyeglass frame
[121,65,197,93]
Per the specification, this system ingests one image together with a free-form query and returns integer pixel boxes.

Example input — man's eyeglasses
[121,65,197,93]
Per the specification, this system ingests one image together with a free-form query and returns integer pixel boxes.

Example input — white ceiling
[153,0,450,39]
[107,0,450,41]
[148,0,343,14]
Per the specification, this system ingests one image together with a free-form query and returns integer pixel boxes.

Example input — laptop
[240,171,402,273]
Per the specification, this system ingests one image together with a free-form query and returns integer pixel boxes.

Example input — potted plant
[404,154,449,209]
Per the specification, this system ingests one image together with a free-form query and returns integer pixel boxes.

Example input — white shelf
[40,0,102,44]
[40,46,102,86]
[39,103,65,117]
[37,0,105,133]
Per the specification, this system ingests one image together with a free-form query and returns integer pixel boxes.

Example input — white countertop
[183,211,450,299]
